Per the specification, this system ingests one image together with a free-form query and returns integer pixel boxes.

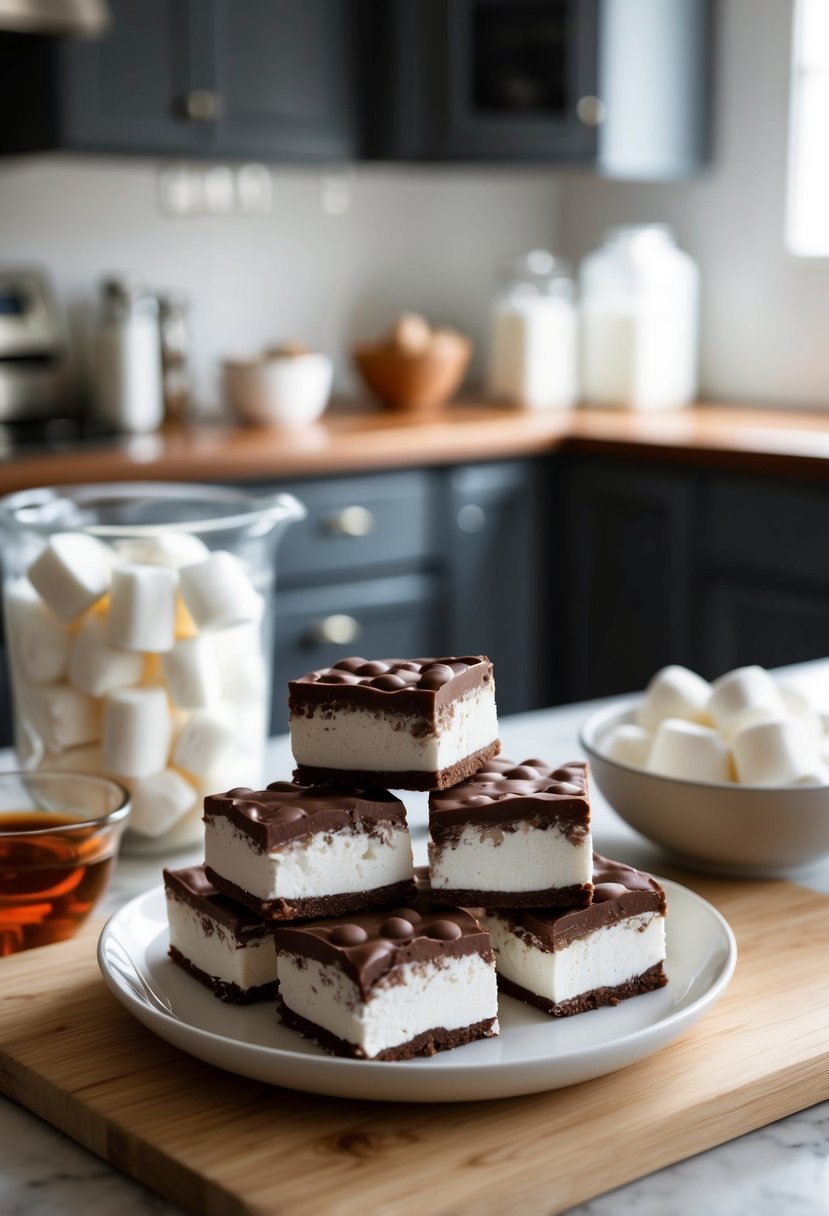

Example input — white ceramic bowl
[580,701,829,877]
[224,354,333,427]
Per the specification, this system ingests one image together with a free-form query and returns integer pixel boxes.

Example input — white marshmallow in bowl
[778,685,824,743]
[69,614,146,696]
[5,578,71,685]
[224,351,333,428]
[162,636,221,709]
[128,768,198,837]
[732,718,823,787]
[107,564,178,652]
[179,551,262,631]
[636,665,712,732]
[102,687,172,779]
[646,718,733,783]
[114,532,209,569]
[603,722,653,768]
[707,665,786,735]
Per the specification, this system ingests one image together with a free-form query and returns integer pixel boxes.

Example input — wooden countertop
[3,401,829,493]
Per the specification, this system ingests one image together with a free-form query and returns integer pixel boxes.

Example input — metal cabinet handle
[576,95,607,127]
[307,614,362,645]
[457,503,486,533]
[324,505,376,538]
[182,89,222,122]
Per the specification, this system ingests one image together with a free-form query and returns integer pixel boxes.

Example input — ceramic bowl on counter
[224,350,333,427]
[580,701,829,877]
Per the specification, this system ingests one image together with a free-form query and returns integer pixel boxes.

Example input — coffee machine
[0,268,69,422]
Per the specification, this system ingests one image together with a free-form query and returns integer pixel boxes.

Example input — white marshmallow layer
[204,816,414,901]
[484,912,666,1006]
[277,952,498,1060]
[290,684,498,774]
[428,822,591,893]
[166,895,279,992]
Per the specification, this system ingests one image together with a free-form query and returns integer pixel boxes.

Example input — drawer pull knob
[309,614,362,645]
[325,506,376,537]
[182,89,221,122]
[457,504,486,533]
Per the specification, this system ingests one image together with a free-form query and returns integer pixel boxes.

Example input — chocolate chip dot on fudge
[274,901,499,1060]
[427,758,594,908]
[288,655,500,791]
[202,782,416,921]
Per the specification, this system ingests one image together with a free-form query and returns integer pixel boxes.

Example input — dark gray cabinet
[0,0,710,172]
[0,0,357,160]
[561,455,829,700]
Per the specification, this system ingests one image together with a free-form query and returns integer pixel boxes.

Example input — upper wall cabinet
[0,0,358,161]
[0,0,710,174]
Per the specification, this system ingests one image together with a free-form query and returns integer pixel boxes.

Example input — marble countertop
[2,686,829,1216]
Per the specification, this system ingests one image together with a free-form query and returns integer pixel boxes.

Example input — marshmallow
[114,532,209,569]
[646,718,733,783]
[107,564,178,653]
[637,666,712,732]
[4,578,70,685]
[603,723,653,768]
[27,532,112,623]
[173,709,239,782]
[161,636,221,709]
[128,768,197,837]
[27,683,102,752]
[68,614,145,696]
[179,551,262,631]
[778,685,824,743]
[102,687,172,778]
[210,621,266,702]
[732,719,823,787]
[41,744,104,774]
[707,666,786,735]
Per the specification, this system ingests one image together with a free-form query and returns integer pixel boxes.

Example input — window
[786,0,829,255]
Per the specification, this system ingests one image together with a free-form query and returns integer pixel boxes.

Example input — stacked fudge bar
[164,653,667,1059]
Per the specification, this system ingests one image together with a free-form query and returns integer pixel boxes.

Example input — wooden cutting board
[2,873,829,1216]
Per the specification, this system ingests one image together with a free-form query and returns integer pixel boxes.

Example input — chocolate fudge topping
[203,782,406,851]
[429,758,590,839]
[274,901,492,997]
[163,866,271,943]
[288,655,494,718]
[488,853,667,950]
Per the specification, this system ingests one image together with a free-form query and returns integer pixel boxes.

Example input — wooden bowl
[352,337,472,413]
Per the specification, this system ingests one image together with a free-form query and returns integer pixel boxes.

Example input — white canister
[487,250,578,411]
[93,278,164,433]
[579,225,699,411]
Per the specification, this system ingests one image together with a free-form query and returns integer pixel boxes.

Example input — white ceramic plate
[98,880,736,1103]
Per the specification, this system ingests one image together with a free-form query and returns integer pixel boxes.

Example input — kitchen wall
[561,0,829,409]
[0,157,560,413]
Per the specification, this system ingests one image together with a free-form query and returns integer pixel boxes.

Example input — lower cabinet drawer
[270,572,444,735]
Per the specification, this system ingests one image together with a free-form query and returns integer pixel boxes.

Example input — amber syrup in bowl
[0,773,130,956]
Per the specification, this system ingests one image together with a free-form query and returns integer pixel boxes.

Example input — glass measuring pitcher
[0,482,305,853]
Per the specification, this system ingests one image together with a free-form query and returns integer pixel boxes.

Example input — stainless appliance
[0,269,69,421]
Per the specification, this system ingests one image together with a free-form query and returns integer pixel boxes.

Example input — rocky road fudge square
[428,758,593,908]
[203,782,416,920]
[163,866,279,1004]
[288,655,500,791]
[274,903,499,1060]
[480,854,668,1017]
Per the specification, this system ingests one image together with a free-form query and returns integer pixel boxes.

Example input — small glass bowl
[0,770,130,955]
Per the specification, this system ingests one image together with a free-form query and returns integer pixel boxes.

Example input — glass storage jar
[487,249,578,410]
[0,482,304,854]
[579,225,699,411]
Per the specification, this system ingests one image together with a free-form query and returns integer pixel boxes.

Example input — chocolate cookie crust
[168,945,278,1005]
[204,868,417,922]
[277,999,498,1060]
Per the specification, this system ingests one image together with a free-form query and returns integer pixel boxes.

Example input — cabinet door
[700,580,829,676]
[271,573,442,733]
[213,0,358,160]
[368,0,598,161]
[562,458,695,701]
[446,461,544,714]
[60,0,215,155]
